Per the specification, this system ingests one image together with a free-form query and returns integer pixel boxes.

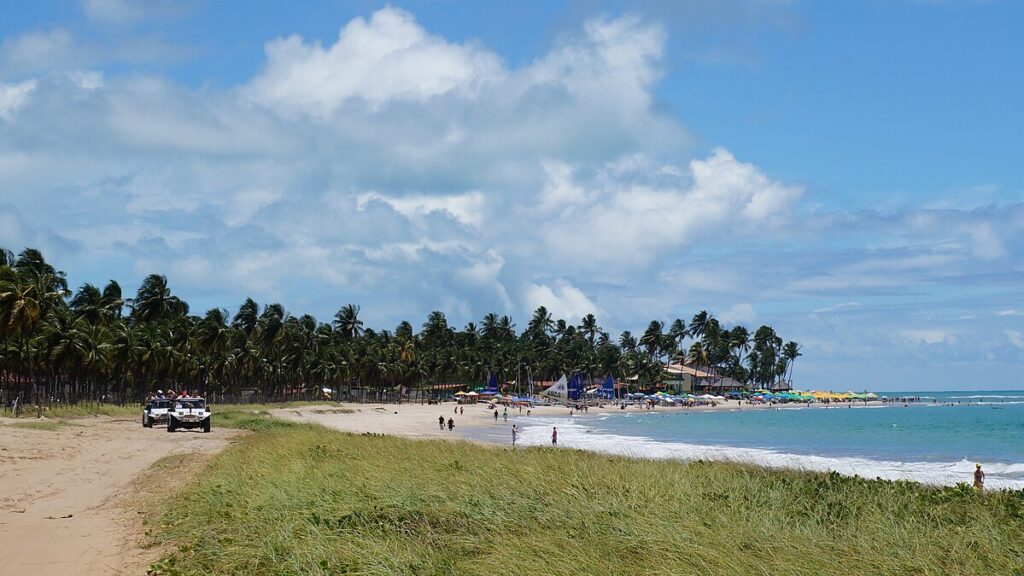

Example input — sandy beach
[0,417,240,576]
[271,398,888,441]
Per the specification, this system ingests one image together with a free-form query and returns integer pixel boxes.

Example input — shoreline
[275,400,1024,490]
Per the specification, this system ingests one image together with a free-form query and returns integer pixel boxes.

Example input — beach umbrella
[466,391,479,396]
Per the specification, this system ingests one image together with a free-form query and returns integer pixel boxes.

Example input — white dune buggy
[142,398,173,428]
[167,397,212,433]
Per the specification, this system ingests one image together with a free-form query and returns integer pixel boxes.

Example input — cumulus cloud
[246,7,502,114]
[719,303,756,324]
[357,191,486,229]
[539,148,804,269]
[1,6,1021,391]
[524,280,599,322]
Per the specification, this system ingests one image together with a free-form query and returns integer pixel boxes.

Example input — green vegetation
[38,403,139,419]
[150,424,1024,576]
[2,247,800,413]
[9,419,81,431]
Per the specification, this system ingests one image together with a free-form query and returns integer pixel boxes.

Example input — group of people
[146,389,196,401]
[436,405,559,448]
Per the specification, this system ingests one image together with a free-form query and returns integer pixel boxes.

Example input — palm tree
[528,306,553,337]
[1,245,809,408]
[334,304,363,340]
[782,341,802,387]
[690,310,711,343]
[579,313,599,351]
[640,320,664,362]
[130,275,187,322]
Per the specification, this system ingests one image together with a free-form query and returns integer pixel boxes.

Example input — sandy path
[0,417,238,576]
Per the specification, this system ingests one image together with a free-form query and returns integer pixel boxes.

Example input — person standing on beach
[551,427,558,445]
[447,418,455,431]
[439,416,445,430]
[512,425,518,446]
[494,409,499,421]
[460,406,464,415]
[974,464,985,490]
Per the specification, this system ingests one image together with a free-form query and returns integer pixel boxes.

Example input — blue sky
[1,0,1022,390]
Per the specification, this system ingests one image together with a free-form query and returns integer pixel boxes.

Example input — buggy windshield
[175,399,206,410]
[149,399,172,409]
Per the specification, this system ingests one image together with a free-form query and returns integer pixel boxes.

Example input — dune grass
[18,403,141,419]
[9,419,81,431]
[148,421,1024,576]
[6,399,332,421]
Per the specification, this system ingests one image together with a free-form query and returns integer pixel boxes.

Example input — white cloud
[0,29,76,74]
[223,188,282,227]
[357,191,486,228]
[1,6,1021,391]
[1006,331,1024,350]
[900,329,955,345]
[246,7,503,114]
[537,160,586,211]
[719,303,756,324]
[967,222,1007,259]
[0,80,36,120]
[524,280,599,322]
[539,148,804,269]
[813,302,861,313]
[997,309,1024,317]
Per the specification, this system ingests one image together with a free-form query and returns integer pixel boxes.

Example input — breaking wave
[516,418,1024,490]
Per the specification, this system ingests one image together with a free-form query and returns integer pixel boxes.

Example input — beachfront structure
[663,363,714,394]
[662,363,746,393]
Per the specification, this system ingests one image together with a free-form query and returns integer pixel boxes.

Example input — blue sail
[484,373,499,394]
[603,374,615,398]
[568,373,583,400]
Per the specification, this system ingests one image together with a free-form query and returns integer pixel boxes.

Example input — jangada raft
[167,397,212,433]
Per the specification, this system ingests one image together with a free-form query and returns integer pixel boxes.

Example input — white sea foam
[517,419,1024,489]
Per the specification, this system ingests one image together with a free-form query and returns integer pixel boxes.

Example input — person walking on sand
[551,426,558,446]
[460,406,464,415]
[512,424,518,446]
[503,408,508,421]
[974,464,986,491]
[439,416,445,430]
[447,418,455,431]
[494,409,499,421]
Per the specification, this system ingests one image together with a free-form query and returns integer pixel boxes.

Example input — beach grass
[9,419,82,431]
[148,421,1024,576]
[5,399,333,421]
[16,402,141,419]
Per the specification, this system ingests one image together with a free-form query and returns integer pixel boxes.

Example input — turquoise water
[511,391,1024,489]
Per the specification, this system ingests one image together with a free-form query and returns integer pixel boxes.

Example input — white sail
[543,374,568,397]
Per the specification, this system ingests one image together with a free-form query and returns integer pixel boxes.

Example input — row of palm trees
[0,247,802,407]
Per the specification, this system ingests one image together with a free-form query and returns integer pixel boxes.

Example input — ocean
[500,391,1024,489]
